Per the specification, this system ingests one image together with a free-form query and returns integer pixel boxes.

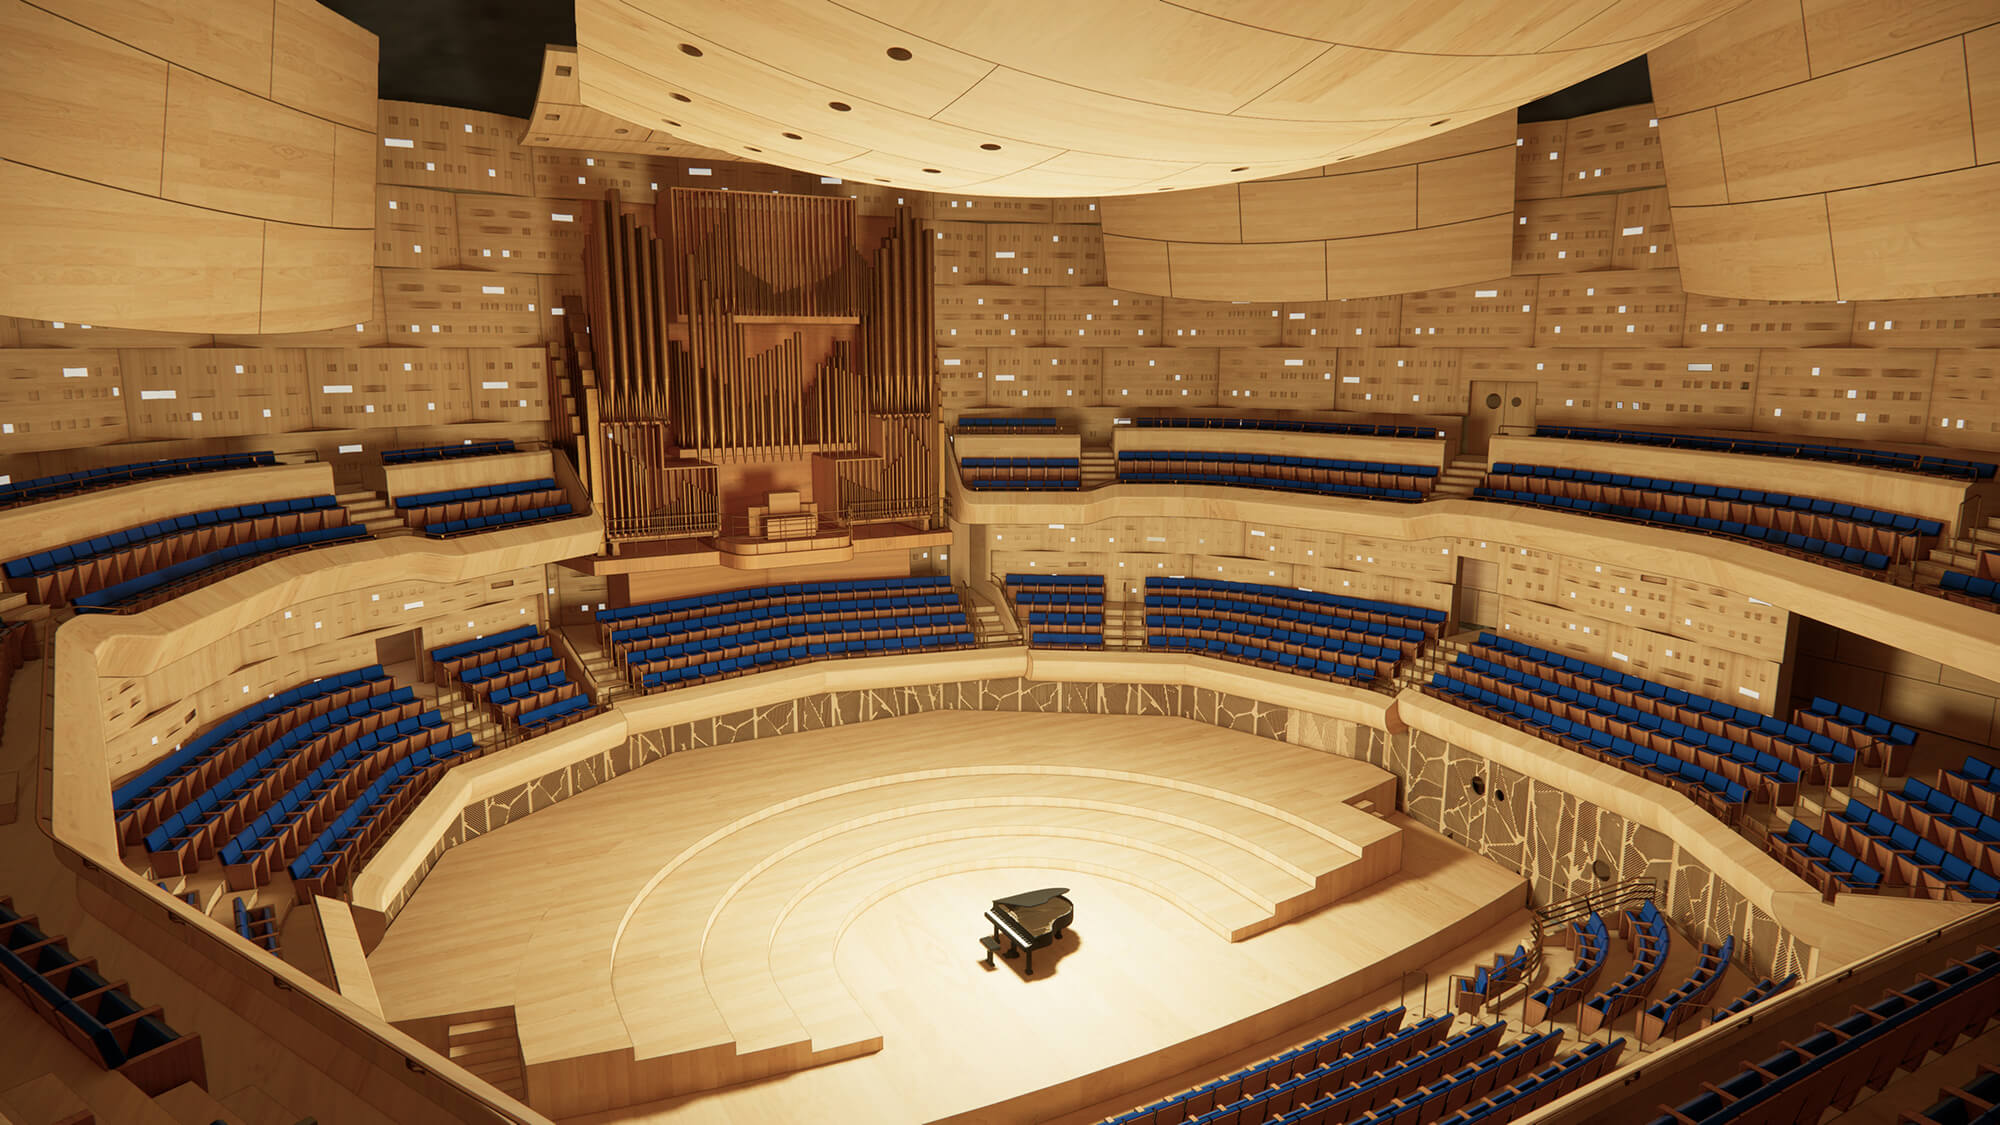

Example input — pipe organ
[566,188,942,548]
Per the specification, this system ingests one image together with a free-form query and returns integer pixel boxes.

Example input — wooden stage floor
[368,712,1527,1123]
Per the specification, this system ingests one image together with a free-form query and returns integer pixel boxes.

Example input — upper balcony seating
[393,477,572,538]
[960,457,1081,491]
[1770,817,1886,896]
[285,730,480,903]
[1260,1021,1514,1123]
[1536,424,1998,482]
[1578,901,1671,1035]
[1526,913,1609,1024]
[1144,577,1433,687]
[1903,1063,2000,1125]
[1130,417,1445,440]
[143,686,424,877]
[597,577,974,691]
[1645,946,2000,1125]
[72,523,369,613]
[1005,574,1103,649]
[1456,634,1864,786]
[1099,1006,1407,1125]
[214,710,474,893]
[380,438,515,465]
[232,897,280,954]
[0,450,275,508]
[1709,973,1797,1027]
[1640,935,1733,1044]
[1456,944,1529,1012]
[113,665,392,848]
[6,494,351,606]
[0,896,206,1096]
[1306,1027,1577,1125]
[1480,463,1935,571]
[1118,450,1435,502]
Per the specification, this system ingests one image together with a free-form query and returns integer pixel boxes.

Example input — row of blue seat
[430,625,540,666]
[6,495,340,579]
[1583,900,1670,1030]
[381,438,514,464]
[1909,1064,2000,1125]
[1102,1007,1406,1125]
[598,577,952,623]
[1149,634,1379,682]
[1150,615,1398,664]
[641,632,975,687]
[425,503,573,538]
[1122,451,1439,477]
[1431,1039,1626,1125]
[463,647,554,686]
[1806,697,1917,745]
[1476,633,1858,763]
[520,694,592,729]
[628,614,967,666]
[287,733,479,883]
[1646,948,2000,1124]
[1942,569,2000,603]
[0,451,274,506]
[1455,653,1807,786]
[1830,800,2000,899]
[1007,574,1103,587]
[1476,487,1894,571]
[1459,944,1528,1007]
[232,897,279,953]
[1898,779,2000,851]
[1146,594,1422,644]
[1294,1028,1566,1125]
[1013,590,1106,608]
[1538,424,1997,481]
[610,595,964,645]
[395,478,557,510]
[491,673,568,707]
[1151,578,1447,626]
[964,479,1081,491]
[0,901,193,1077]
[113,665,386,814]
[145,688,417,856]
[1491,463,1942,535]
[1029,611,1101,627]
[1709,973,1797,1027]
[73,523,368,610]
[958,416,1059,428]
[1123,472,1426,502]
[960,457,1079,468]
[1530,913,1608,1020]
[1432,675,1751,803]
[1132,418,1444,440]
[1031,630,1103,647]
[1775,818,1884,890]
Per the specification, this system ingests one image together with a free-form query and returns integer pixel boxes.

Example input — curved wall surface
[0,0,378,333]
[1649,0,2000,300]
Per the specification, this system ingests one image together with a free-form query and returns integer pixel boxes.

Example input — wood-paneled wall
[1650,0,2000,300]
[0,0,377,333]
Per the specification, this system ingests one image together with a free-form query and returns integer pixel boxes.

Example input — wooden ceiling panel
[1416,147,1514,227]
[0,1,168,195]
[573,0,1729,193]
[1646,0,1811,116]
[1825,163,2000,300]
[1240,169,1416,242]
[258,223,374,335]
[1324,217,1514,300]
[1963,22,2000,164]
[1711,39,1974,201]
[1167,240,1327,302]
[1669,196,1839,301]
[1653,111,1727,206]
[162,69,339,226]
[38,0,275,97]
[1800,0,1998,75]
[270,0,377,131]
[1306,112,1516,174]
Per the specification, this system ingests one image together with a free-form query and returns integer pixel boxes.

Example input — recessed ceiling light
[746,145,762,152]
[922,167,940,173]
[1430,118,1449,127]
[671,92,691,103]
[662,119,680,127]
[679,43,703,57]
[613,127,628,134]
[886,46,912,61]
[1230,166,1248,171]
[783,131,802,140]
[980,143,1001,151]
[828,101,851,111]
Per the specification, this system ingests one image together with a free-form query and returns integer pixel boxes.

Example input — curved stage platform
[367,712,1526,1122]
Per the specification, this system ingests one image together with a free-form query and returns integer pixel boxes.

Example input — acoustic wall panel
[0,349,128,453]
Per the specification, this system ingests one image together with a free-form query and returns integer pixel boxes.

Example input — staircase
[443,1008,527,1101]
[966,589,1022,646]
[337,489,410,540]
[574,636,637,703]
[1102,600,1144,649]
[1432,456,1489,501]
[1914,515,1998,589]
[1080,448,1119,489]
[421,680,508,749]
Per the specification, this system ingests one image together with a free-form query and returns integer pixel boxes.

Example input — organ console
[981,887,1074,976]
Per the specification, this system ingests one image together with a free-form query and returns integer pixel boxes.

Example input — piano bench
[980,935,1004,967]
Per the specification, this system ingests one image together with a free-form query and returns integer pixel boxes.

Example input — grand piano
[981,887,1074,976]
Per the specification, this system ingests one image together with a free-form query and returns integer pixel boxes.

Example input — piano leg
[1024,946,1034,976]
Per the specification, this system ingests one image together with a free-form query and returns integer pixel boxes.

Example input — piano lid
[992,887,1073,938]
